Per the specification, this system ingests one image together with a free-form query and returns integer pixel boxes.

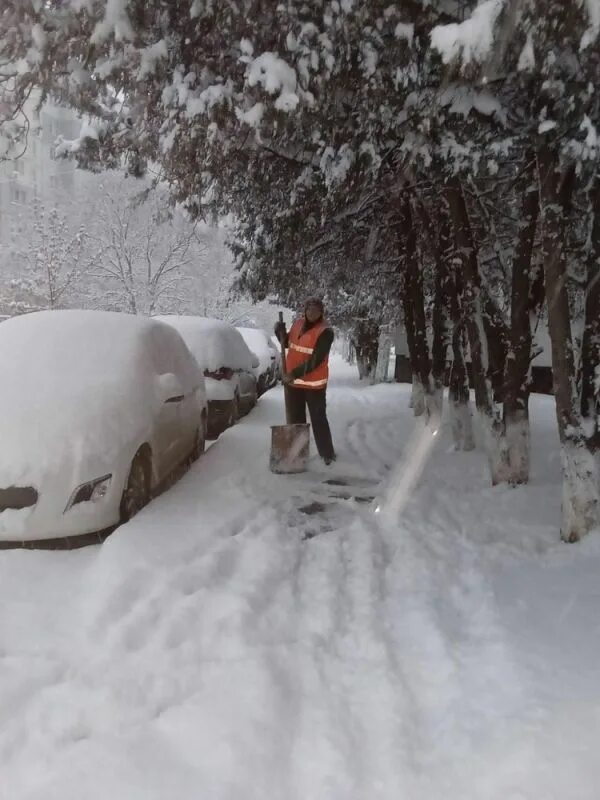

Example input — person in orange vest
[274,297,336,465]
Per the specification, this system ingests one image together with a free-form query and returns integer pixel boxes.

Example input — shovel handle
[278,311,293,423]
[277,311,286,362]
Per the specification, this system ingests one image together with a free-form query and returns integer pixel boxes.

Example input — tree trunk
[502,157,540,484]
[430,264,446,421]
[399,192,435,419]
[354,319,379,382]
[435,198,474,449]
[449,319,475,452]
[539,145,598,541]
[445,176,500,468]
[581,175,600,452]
[402,277,420,411]
[415,193,449,410]
[482,291,509,403]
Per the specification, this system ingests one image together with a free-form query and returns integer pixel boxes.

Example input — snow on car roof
[236,327,274,373]
[236,326,272,352]
[156,315,253,372]
[0,310,169,483]
[0,309,155,375]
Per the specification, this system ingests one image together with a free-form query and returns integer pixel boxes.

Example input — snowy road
[2,358,600,799]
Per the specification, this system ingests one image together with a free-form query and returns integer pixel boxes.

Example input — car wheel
[120,449,151,522]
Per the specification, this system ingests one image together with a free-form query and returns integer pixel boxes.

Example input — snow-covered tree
[8,198,86,309]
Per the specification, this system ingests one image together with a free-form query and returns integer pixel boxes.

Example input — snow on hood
[155,315,254,373]
[0,310,161,484]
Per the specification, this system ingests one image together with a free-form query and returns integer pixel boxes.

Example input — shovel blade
[270,423,310,474]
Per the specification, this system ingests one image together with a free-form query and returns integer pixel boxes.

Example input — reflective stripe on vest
[286,318,330,390]
[289,342,314,355]
[292,377,328,388]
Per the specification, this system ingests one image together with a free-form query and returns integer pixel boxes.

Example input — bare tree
[87,187,205,315]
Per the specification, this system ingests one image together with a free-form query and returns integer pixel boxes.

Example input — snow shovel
[270,312,310,474]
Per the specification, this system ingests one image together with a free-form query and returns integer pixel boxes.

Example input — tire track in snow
[289,526,370,799]
[252,412,421,795]
[229,398,457,794]
[331,395,532,788]
[224,465,380,795]
[331,507,427,796]
[343,418,397,476]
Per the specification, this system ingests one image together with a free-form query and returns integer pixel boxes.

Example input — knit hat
[304,297,324,312]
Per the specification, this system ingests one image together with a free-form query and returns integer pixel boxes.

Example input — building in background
[0,94,81,237]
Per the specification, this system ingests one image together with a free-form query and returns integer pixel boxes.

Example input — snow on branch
[245,53,299,112]
[430,0,505,68]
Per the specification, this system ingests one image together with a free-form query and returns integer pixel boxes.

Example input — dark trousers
[287,386,335,460]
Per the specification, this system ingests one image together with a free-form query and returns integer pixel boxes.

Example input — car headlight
[64,474,112,512]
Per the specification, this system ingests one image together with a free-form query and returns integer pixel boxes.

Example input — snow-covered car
[0,310,207,543]
[155,316,259,439]
[236,326,280,395]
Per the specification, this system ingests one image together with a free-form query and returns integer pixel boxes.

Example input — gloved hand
[274,320,287,340]
[282,373,294,386]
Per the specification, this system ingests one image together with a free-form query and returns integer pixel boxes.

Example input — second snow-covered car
[156,315,259,438]
[0,310,207,543]
[236,326,280,395]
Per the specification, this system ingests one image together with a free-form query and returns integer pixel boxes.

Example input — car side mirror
[251,353,260,369]
[158,372,184,403]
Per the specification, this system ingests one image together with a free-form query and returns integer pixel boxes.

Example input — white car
[236,326,280,395]
[156,316,259,439]
[0,310,207,543]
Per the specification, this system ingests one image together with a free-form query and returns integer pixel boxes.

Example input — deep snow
[2,357,600,799]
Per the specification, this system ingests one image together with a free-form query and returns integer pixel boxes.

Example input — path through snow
[2,358,600,799]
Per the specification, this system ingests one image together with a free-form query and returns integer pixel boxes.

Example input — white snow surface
[394,22,415,44]
[430,0,504,66]
[203,376,236,403]
[90,0,134,45]
[2,356,600,798]
[0,311,166,483]
[581,0,600,47]
[137,39,168,80]
[245,52,299,112]
[155,315,253,373]
[236,326,275,376]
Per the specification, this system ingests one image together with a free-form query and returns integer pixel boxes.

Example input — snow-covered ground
[2,356,600,799]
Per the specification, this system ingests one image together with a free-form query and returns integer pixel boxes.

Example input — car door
[150,326,188,480]
[158,325,204,464]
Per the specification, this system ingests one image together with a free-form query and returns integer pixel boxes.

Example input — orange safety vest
[286,318,330,390]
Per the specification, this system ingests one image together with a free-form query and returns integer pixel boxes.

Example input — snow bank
[2,361,600,797]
